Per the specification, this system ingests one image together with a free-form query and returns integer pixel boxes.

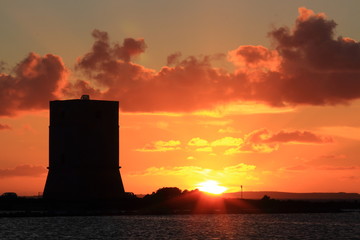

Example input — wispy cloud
[0,124,11,130]
[211,137,243,147]
[136,140,181,152]
[319,126,360,140]
[0,165,46,178]
[188,137,209,147]
[139,128,332,155]
[195,146,213,152]
[262,129,333,144]
[129,163,256,179]
[226,128,332,155]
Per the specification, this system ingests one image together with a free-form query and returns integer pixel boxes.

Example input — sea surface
[1,213,359,239]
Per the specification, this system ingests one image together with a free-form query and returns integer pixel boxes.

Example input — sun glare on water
[197,180,227,194]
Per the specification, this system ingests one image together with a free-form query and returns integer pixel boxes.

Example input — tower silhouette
[43,96,125,200]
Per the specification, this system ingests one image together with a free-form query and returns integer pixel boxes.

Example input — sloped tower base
[44,167,125,200]
[43,97,125,201]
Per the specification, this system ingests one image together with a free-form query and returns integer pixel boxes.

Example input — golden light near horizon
[2,2,360,197]
[197,180,227,195]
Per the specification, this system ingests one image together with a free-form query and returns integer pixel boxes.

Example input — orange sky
[1,3,360,195]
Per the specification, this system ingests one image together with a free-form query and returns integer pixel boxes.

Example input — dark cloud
[317,166,359,171]
[224,128,332,154]
[67,39,232,111]
[264,130,333,143]
[232,7,360,106]
[2,8,360,115]
[0,61,6,72]
[68,8,360,112]
[76,29,146,71]
[245,128,332,144]
[167,52,182,66]
[0,165,46,178]
[0,53,67,116]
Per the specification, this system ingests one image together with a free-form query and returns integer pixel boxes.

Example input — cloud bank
[0,165,47,178]
[137,128,332,155]
[1,8,360,116]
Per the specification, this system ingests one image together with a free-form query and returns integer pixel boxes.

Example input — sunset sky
[1,0,360,196]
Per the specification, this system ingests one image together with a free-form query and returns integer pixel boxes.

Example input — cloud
[0,124,11,130]
[0,165,47,178]
[188,137,209,147]
[260,7,360,106]
[245,128,333,144]
[211,136,243,147]
[264,130,333,144]
[138,128,331,155]
[218,127,239,134]
[319,126,360,140]
[228,45,280,71]
[130,166,209,176]
[224,128,332,155]
[129,163,256,178]
[232,129,279,154]
[0,53,68,116]
[77,29,146,68]
[196,120,233,126]
[136,140,181,152]
[187,136,243,153]
[223,163,256,174]
[283,164,359,172]
[167,52,182,66]
[3,8,360,116]
[65,8,360,113]
[195,146,213,152]
[319,154,347,160]
[317,166,359,171]
[342,176,360,181]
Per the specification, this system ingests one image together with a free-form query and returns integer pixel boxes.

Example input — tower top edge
[51,99,118,103]
[51,95,119,103]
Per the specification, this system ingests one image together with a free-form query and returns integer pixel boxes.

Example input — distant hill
[223,191,360,200]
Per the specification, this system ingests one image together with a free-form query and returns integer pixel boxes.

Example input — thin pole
[241,185,243,199]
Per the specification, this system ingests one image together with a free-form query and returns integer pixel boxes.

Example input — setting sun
[197,180,227,194]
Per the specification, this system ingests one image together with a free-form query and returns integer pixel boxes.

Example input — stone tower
[43,95,125,200]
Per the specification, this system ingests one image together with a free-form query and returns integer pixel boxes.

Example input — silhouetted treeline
[1,188,360,217]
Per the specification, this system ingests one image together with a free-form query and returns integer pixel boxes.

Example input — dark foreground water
[1,213,360,239]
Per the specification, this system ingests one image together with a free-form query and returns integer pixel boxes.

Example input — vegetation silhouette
[1,187,360,217]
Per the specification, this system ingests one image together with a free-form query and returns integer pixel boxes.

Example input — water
[1,213,359,239]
